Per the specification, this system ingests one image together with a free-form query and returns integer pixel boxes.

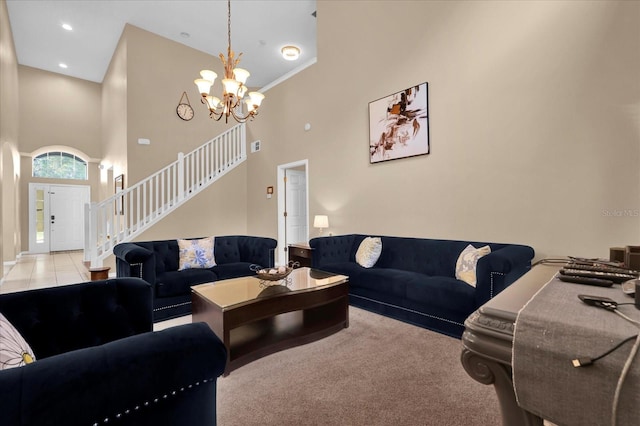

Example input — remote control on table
[565,263,639,276]
[558,274,614,287]
[560,268,637,284]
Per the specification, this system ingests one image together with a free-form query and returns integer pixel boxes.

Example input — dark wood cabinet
[288,244,313,268]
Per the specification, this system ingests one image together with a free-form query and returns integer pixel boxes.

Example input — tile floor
[0,251,189,330]
[0,251,91,294]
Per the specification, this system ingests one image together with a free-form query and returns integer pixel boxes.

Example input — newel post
[85,202,101,267]
[84,202,91,263]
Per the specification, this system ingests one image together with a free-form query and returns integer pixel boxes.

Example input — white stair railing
[84,123,246,267]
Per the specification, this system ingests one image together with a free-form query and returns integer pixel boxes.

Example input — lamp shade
[194,78,213,95]
[222,79,240,96]
[199,69,218,84]
[248,91,265,107]
[233,68,250,85]
[245,98,257,113]
[206,96,222,110]
[313,215,329,229]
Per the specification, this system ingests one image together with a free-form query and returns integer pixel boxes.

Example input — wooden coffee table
[191,267,349,375]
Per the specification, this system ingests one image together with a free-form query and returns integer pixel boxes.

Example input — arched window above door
[32,151,88,180]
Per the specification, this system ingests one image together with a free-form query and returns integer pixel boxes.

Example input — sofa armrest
[114,243,157,286]
[237,236,277,267]
[474,245,535,306]
[0,322,227,426]
[0,278,153,359]
[310,235,359,268]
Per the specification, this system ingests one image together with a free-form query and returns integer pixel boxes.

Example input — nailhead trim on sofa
[91,378,214,425]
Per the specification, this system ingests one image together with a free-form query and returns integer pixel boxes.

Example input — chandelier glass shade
[194,0,265,123]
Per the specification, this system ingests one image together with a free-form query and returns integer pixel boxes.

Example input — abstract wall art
[369,82,429,164]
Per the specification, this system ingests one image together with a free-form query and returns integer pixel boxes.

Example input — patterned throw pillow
[455,244,491,287]
[0,312,36,370]
[178,236,216,270]
[356,237,383,268]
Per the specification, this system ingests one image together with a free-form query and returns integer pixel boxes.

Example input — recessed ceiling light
[180,32,190,38]
[62,23,73,31]
[281,45,301,61]
[58,63,68,69]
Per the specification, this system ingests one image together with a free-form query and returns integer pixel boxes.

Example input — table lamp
[313,215,329,236]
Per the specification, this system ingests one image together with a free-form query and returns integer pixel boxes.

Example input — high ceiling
[5,0,317,88]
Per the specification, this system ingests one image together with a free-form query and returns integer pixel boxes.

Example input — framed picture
[115,174,124,215]
[369,82,429,164]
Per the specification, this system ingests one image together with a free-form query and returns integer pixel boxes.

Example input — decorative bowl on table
[254,266,293,281]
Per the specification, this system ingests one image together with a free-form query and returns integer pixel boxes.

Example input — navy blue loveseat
[310,234,534,338]
[114,235,277,321]
[0,278,227,426]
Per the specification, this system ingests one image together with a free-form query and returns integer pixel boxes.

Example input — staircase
[84,123,246,267]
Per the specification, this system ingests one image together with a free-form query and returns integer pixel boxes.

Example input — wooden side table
[288,243,313,268]
[89,266,110,281]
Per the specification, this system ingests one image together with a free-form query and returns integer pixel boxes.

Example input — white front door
[29,183,90,253]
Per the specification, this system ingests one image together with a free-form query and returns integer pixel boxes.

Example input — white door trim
[277,159,309,266]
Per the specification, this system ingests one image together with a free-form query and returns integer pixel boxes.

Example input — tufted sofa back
[311,234,512,277]
[131,235,276,276]
[0,278,152,359]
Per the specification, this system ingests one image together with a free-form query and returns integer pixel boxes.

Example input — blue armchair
[0,278,226,426]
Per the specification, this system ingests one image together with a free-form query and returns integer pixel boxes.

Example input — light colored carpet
[216,307,501,425]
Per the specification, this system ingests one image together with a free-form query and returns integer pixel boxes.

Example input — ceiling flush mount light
[194,0,265,123]
[281,45,300,61]
[62,23,73,31]
[58,63,68,69]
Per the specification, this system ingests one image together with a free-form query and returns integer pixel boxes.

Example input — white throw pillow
[178,236,216,270]
[455,244,491,287]
[0,312,36,370]
[356,237,382,268]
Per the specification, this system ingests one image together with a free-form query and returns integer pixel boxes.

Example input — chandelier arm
[209,109,224,121]
[229,108,249,123]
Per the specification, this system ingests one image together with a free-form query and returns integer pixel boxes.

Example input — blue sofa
[0,278,227,426]
[310,234,535,338]
[114,235,277,322]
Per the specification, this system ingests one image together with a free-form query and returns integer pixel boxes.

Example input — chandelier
[194,0,265,123]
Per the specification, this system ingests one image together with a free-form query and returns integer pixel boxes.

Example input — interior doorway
[277,160,309,265]
[29,183,90,253]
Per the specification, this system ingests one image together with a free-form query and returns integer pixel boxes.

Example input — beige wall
[246,0,640,260]
[101,30,127,188]
[123,24,232,183]
[107,24,248,241]
[0,0,20,270]
[17,67,102,249]
[18,66,102,155]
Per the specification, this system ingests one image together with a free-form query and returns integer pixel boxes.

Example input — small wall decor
[176,91,194,121]
[369,82,429,163]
